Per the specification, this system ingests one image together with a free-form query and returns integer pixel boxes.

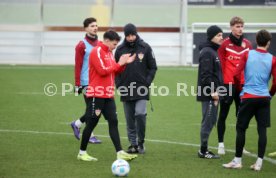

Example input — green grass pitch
[0,65,276,178]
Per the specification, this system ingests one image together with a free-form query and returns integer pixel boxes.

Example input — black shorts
[237,97,271,129]
[86,97,117,121]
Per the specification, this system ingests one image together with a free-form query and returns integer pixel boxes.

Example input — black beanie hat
[124,23,137,36]
[207,25,223,41]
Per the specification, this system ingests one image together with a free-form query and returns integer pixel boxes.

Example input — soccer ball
[111,159,130,177]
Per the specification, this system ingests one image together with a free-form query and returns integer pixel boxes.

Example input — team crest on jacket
[95,109,101,116]
[138,52,144,62]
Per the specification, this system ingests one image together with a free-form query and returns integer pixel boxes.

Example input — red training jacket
[218,37,252,84]
[86,41,125,98]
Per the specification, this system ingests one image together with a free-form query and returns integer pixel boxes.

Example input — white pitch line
[60,122,126,126]
[0,128,275,165]
[16,92,48,95]
[190,123,256,127]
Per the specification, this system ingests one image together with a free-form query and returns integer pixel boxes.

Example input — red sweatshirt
[218,37,252,84]
[86,41,125,98]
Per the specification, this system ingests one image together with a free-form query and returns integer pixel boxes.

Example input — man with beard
[115,23,157,154]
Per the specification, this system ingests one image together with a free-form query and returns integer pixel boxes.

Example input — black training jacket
[196,41,223,101]
[115,37,157,101]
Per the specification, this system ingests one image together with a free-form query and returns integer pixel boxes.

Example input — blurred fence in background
[0,0,276,65]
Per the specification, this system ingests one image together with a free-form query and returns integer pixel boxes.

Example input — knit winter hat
[124,23,137,36]
[207,25,223,41]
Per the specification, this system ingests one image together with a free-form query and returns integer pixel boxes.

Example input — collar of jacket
[229,33,244,46]
[199,40,220,51]
[98,41,109,52]
[210,41,220,51]
[85,34,98,46]
[86,34,98,41]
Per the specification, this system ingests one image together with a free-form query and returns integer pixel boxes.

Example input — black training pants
[235,98,270,158]
[217,84,240,142]
[80,97,122,152]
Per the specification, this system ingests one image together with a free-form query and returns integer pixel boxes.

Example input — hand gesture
[118,53,136,66]
[126,53,136,64]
